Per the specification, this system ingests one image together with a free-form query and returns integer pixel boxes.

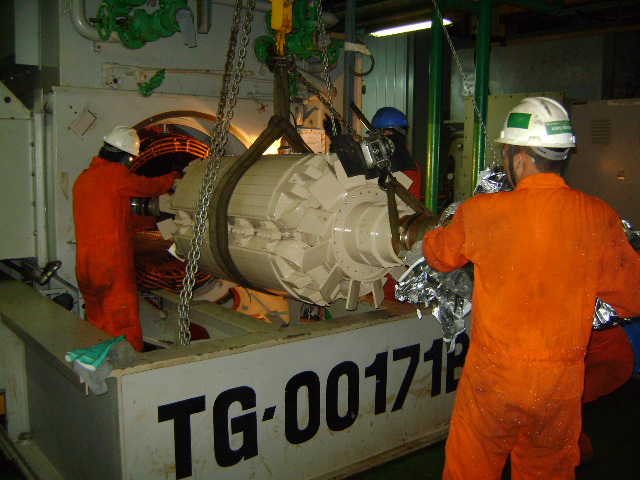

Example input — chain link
[177,0,255,346]
[315,1,337,137]
[431,0,499,167]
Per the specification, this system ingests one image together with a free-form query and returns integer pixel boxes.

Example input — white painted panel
[121,315,468,479]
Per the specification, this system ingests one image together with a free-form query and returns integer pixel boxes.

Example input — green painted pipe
[470,0,492,190]
[97,0,192,48]
[138,69,166,97]
[426,7,444,213]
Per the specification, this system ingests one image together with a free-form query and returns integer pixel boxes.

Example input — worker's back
[424,172,640,355]
[73,157,133,250]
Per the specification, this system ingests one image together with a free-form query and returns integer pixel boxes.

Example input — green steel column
[426,8,444,213]
[471,0,493,190]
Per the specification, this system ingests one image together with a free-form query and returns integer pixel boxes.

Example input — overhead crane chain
[431,0,499,167]
[177,0,256,346]
[316,0,338,137]
[211,0,245,142]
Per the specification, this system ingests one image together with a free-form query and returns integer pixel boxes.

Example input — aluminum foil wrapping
[395,258,473,351]
[397,227,474,351]
[473,166,512,195]
[594,220,640,329]
[593,298,625,330]
[623,220,640,251]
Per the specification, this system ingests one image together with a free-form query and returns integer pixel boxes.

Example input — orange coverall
[422,173,640,480]
[583,326,635,403]
[73,157,179,351]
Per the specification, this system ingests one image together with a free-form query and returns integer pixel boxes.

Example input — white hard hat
[495,97,575,160]
[104,126,140,156]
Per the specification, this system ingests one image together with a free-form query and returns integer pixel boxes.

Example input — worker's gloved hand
[170,160,187,177]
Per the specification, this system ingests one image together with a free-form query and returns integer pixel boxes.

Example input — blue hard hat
[371,107,409,129]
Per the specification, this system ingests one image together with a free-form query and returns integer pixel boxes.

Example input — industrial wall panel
[0,119,35,259]
[26,348,121,480]
[564,99,640,226]
[362,35,408,122]
[14,0,40,66]
[451,36,603,123]
[57,0,272,99]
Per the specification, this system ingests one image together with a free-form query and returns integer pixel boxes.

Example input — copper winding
[133,230,212,293]
[131,134,213,292]
[132,134,211,171]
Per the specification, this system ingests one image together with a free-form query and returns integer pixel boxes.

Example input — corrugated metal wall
[361,35,409,123]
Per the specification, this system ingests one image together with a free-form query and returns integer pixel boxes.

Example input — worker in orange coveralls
[421,97,640,479]
[73,126,181,351]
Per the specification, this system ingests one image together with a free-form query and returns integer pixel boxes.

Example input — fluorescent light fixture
[370,19,452,37]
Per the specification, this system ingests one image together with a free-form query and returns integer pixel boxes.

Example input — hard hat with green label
[495,97,575,160]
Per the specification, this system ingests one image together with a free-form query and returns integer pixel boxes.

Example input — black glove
[170,160,187,177]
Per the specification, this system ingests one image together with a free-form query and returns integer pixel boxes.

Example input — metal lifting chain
[211,0,245,143]
[431,0,499,167]
[177,0,255,346]
[316,0,337,137]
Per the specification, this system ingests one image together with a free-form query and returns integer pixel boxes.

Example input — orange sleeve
[132,215,157,231]
[597,217,640,318]
[116,169,180,198]
[422,205,469,272]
